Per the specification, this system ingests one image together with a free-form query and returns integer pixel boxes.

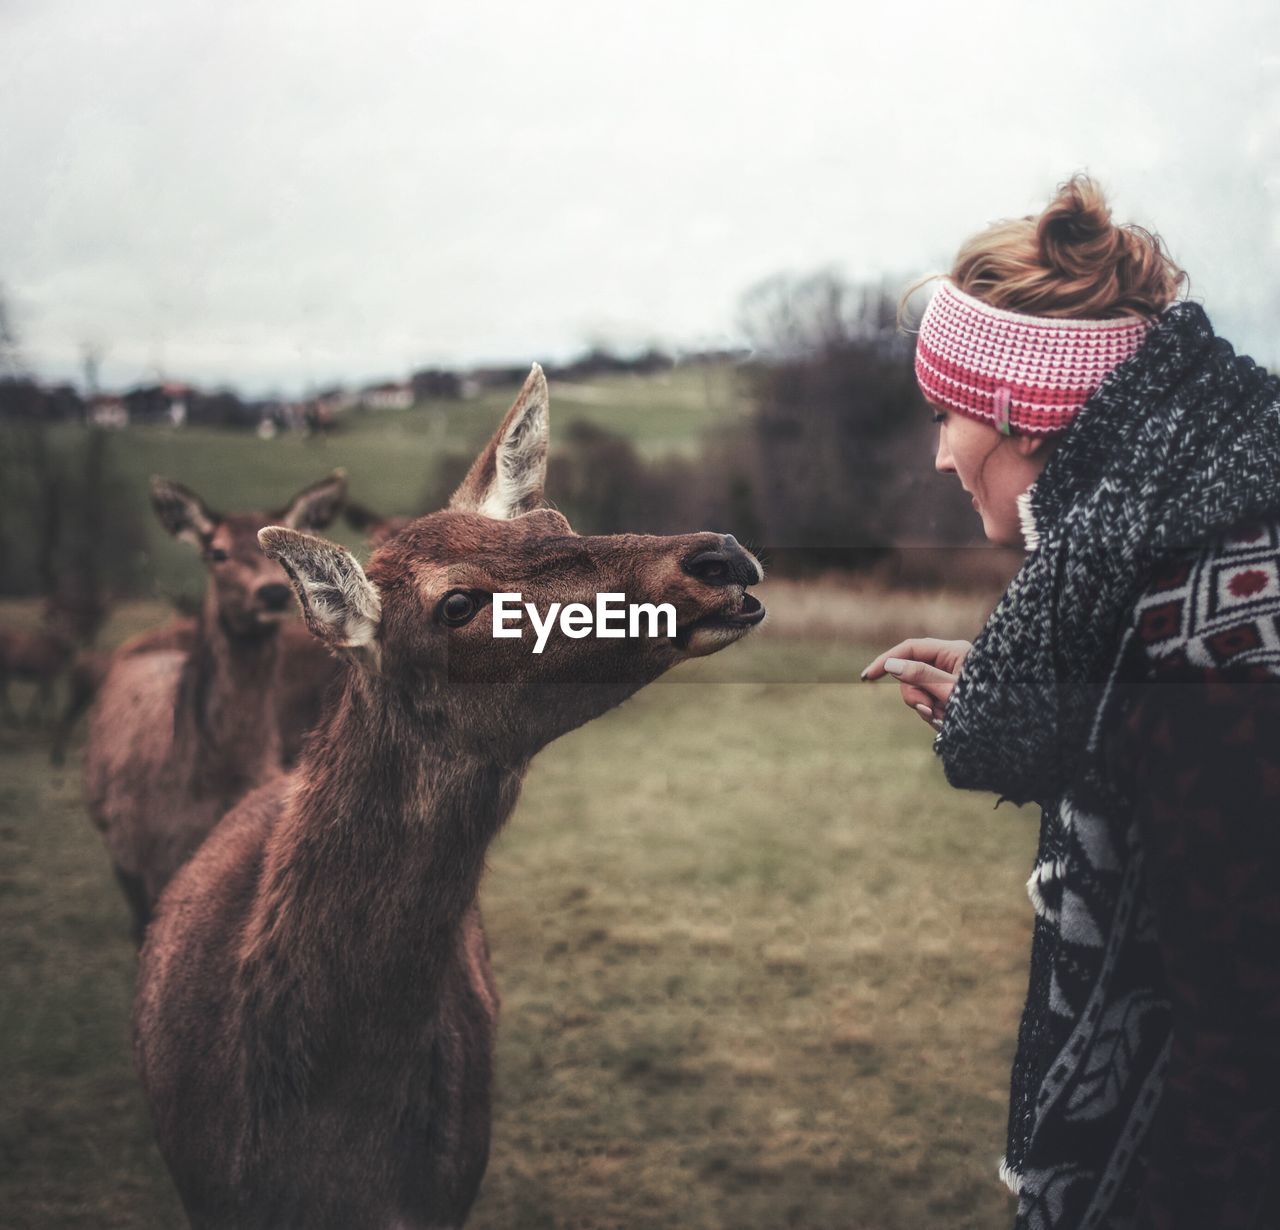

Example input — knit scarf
[933,301,1280,1228]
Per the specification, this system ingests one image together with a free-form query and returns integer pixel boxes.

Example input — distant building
[359,381,414,411]
[88,395,128,428]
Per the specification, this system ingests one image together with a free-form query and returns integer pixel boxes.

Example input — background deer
[0,621,73,727]
[54,495,402,767]
[134,366,765,1230]
[84,470,347,941]
[0,588,104,730]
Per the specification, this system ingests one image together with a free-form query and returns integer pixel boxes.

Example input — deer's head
[261,366,764,755]
[151,472,348,637]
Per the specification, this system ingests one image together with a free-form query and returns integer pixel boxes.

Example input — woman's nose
[935,437,954,474]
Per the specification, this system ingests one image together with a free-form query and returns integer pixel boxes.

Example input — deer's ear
[449,363,549,519]
[150,476,217,547]
[279,469,348,530]
[258,527,381,664]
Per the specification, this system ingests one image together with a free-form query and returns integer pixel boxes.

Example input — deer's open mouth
[674,592,766,653]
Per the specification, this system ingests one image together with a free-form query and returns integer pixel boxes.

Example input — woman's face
[931,404,1051,546]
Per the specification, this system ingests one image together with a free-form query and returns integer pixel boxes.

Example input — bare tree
[737,271,978,565]
[80,340,105,397]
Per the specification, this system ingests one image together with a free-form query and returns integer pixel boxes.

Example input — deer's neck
[179,587,282,781]
[241,675,525,1049]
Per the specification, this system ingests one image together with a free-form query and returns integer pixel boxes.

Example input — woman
[865,176,1280,1230]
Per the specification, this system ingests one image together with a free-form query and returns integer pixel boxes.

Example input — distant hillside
[0,361,750,600]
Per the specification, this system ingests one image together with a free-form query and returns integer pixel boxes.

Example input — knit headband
[914,280,1154,436]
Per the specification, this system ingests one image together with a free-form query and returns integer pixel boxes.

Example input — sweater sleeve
[1123,659,1280,1230]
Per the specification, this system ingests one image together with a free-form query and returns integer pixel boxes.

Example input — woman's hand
[861,638,972,729]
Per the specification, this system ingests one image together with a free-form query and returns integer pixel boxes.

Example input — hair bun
[1037,175,1121,279]
[942,173,1185,320]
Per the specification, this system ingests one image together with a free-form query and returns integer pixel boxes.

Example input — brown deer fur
[54,620,201,766]
[85,471,347,941]
[134,366,765,1230]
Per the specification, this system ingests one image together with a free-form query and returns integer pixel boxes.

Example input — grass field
[0,591,1035,1230]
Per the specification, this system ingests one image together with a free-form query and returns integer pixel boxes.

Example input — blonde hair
[905,175,1186,324]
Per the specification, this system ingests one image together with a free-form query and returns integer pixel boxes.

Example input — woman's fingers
[862,638,969,733]
[881,657,957,705]
[860,638,933,680]
[860,637,969,681]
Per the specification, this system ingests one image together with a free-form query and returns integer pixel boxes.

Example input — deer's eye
[438,589,483,626]
[206,547,230,563]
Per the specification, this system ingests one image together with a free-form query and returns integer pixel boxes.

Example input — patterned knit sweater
[1101,515,1280,1229]
[1005,513,1280,1228]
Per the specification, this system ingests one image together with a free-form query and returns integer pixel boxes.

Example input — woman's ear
[1012,434,1056,462]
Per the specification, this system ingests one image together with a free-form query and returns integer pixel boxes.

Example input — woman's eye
[932,412,946,425]
[438,590,480,626]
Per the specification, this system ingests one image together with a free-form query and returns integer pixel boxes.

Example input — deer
[109,497,411,771]
[133,365,765,1230]
[84,470,347,942]
[0,620,74,727]
[0,586,104,729]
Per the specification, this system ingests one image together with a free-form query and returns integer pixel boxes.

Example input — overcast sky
[2,0,1277,395]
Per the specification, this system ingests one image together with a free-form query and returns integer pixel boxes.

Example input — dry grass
[751,575,1006,647]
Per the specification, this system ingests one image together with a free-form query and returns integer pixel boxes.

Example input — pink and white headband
[914,280,1154,436]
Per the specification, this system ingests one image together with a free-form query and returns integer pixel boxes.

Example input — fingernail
[859,668,869,680]
[884,657,905,675]
[915,704,931,719]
